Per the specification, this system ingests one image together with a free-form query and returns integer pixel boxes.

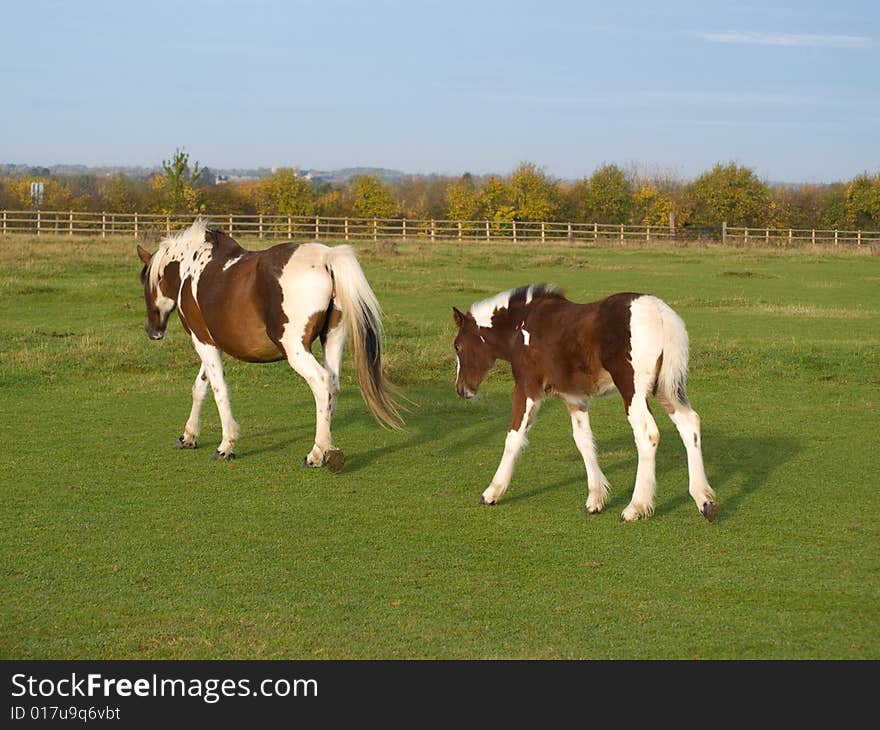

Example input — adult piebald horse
[452,284,717,522]
[137,219,402,471]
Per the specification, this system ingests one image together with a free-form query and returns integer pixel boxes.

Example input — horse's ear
[452,307,465,328]
[136,244,152,264]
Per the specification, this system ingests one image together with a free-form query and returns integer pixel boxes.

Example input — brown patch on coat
[455,288,642,414]
[188,242,301,362]
[179,277,216,346]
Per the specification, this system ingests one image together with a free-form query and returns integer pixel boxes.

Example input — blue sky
[2,0,878,182]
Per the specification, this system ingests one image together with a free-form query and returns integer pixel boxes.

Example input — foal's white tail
[324,246,403,429]
[652,297,691,405]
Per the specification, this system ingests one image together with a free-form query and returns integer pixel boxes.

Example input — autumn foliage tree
[685,163,772,227]
[152,148,203,214]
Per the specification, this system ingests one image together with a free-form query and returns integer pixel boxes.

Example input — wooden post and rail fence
[0,210,877,248]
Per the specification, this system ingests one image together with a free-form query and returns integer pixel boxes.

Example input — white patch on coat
[525,285,533,305]
[222,255,243,271]
[469,290,512,328]
[521,328,530,346]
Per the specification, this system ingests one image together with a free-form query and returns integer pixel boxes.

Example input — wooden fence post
[541,222,545,243]
[485,220,490,241]
[228,214,233,236]
[315,216,320,241]
[834,229,838,246]
[373,218,378,242]
[619,223,624,242]
[402,218,407,241]
[344,218,349,241]
[430,220,435,242]
[36,210,41,236]
[811,229,815,245]
[789,229,792,246]
[287,215,292,237]
[102,212,106,238]
[722,221,727,244]
[858,230,862,246]
[165,215,170,237]
[567,222,572,240]
[2,210,5,234]
[69,211,74,236]
[458,220,462,241]
[765,227,769,245]
[512,220,517,244]
[646,225,651,243]
[259,214,264,239]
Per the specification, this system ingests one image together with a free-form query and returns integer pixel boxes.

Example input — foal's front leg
[565,400,611,514]
[191,336,239,460]
[176,363,208,449]
[481,384,542,505]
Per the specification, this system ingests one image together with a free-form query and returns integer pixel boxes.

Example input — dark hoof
[301,457,321,469]
[479,496,495,506]
[212,450,235,461]
[584,505,601,515]
[702,501,719,523]
[325,449,345,474]
[175,436,197,449]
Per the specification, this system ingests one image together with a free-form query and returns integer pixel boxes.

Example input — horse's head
[452,307,495,399]
[137,244,178,340]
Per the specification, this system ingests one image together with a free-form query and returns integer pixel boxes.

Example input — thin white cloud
[699,31,873,48]
[481,90,814,106]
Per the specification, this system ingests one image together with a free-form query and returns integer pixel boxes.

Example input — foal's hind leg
[622,389,661,522]
[565,399,611,514]
[662,396,718,522]
[176,363,208,449]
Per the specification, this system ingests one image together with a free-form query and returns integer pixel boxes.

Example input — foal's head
[137,244,178,340]
[452,307,495,399]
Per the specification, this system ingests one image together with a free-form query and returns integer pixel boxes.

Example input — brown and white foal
[137,220,401,471]
[452,285,717,522]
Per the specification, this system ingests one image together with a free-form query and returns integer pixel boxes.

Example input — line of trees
[2,150,879,230]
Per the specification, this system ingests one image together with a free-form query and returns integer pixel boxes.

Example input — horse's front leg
[176,363,208,449]
[191,337,239,460]
[481,384,542,505]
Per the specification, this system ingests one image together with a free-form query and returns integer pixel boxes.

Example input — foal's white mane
[469,284,561,328]
[148,219,211,290]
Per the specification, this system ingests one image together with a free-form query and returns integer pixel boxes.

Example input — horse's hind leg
[662,395,717,522]
[321,312,345,424]
[283,339,338,471]
[176,363,208,449]
[565,399,611,514]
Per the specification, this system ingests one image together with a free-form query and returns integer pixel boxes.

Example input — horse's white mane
[148,218,210,290]
[469,284,561,328]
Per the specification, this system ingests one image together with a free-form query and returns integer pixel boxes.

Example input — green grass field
[1,235,878,659]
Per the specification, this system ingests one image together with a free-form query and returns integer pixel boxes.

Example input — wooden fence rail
[1,210,878,247]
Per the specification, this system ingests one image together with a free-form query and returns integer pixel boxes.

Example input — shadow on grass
[499,428,802,520]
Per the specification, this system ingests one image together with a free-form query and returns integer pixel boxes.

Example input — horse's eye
[454,343,461,352]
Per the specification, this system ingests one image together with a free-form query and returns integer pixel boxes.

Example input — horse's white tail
[324,245,403,429]
[654,298,691,405]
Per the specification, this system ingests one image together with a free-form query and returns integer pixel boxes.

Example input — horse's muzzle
[145,324,165,341]
[456,384,476,400]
